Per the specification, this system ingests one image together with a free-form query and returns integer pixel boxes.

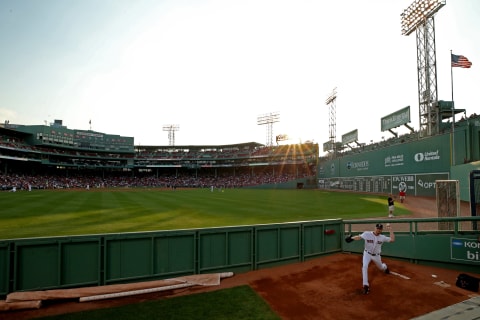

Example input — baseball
[386,223,390,227]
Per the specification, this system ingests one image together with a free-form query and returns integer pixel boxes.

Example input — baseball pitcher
[345,223,395,294]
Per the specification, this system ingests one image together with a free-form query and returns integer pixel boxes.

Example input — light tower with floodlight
[257,112,280,146]
[162,124,179,146]
[401,0,446,137]
[325,87,337,155]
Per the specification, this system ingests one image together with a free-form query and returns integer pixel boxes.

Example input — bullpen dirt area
[2,196,479,320]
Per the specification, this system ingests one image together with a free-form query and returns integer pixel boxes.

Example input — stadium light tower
[162,124,179,146]
[257,112,280,146]
[401,0,446,137]
[325,87,337,155]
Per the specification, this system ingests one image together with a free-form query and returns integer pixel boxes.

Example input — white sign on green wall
[451,237,480,263]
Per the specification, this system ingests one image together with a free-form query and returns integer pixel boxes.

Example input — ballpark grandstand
[0,120,318,191]
[3,110,480,203]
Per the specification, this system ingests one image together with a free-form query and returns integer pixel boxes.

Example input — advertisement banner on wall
[415,173,449,197]
[317,173,449,197]
[451,237,480,263]
[391,175,415,196]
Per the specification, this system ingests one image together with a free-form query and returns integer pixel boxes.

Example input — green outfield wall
[249,177,318,189]
[450,160,480,201]
[1,217,479,298]
[318,127,480,201]
[320,134,453,177]
[343,217,480,272]
[0,219,342,297]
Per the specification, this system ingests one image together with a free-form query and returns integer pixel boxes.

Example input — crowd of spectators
[0,132,317,191]
[1,170,312,191]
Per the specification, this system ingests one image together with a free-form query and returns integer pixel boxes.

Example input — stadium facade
[317,102,480,202]
[0,120,318,190]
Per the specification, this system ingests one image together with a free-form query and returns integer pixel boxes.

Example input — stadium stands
[0,124,318,191]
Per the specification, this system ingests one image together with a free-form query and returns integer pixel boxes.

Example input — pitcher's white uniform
[360,231,392,286]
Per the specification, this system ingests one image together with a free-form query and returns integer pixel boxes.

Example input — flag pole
[450,50,455,165]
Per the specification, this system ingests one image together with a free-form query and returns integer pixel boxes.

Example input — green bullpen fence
[1,217,479,298]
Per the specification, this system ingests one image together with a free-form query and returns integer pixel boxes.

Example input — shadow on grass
[37,285,281,320]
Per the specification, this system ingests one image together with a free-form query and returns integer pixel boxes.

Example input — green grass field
[39,285,281,320]
[0,188,409,240]
[2,188,411,320]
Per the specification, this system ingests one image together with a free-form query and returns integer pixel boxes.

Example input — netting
[470,171,480,216]
[436,180,459,230]
[469,171,480,230]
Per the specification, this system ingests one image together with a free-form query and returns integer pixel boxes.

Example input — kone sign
[451,237,480,263]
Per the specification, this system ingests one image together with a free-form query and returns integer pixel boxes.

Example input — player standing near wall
[387,194,395,217]
[399,189,406,203]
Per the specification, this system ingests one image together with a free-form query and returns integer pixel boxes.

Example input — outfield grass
[3,189,411,320]
[38,286,280,320]
[0,188,410,240]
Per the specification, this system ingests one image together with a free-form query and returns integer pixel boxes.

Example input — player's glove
[345,235,354,243]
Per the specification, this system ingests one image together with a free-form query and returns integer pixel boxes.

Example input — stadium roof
[0,125,32,139]
[135,142,264,151]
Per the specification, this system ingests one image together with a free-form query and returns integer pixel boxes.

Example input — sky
[0,0,479,153]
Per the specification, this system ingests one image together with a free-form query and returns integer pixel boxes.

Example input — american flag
[451,54,472,68]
